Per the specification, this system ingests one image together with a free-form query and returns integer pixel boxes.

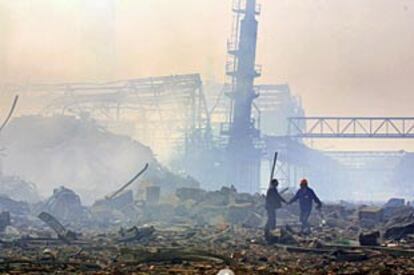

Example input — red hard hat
[300,178,308,186]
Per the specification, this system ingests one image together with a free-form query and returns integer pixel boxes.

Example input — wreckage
[0,115,412,272]
[0,179,412,273]
[0,115,199,203]
[0,111,412,273]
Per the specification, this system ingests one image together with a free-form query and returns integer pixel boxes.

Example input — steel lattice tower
[225,0,262,193]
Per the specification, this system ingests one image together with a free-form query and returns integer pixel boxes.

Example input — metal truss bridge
[288,117,414,139]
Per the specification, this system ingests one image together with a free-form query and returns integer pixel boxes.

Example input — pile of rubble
[0,183,413,273]
[0,115,198,203]
[0,175,41,203]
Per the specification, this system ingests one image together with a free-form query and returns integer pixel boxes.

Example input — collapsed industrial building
[1,0,414,273]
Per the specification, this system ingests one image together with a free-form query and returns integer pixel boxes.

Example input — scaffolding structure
[12,74,210,160]
[223,0,263,193]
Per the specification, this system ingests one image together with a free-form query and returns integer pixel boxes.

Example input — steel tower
[225,0,262,193]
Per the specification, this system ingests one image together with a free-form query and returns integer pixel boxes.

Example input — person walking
[288,178,322,234]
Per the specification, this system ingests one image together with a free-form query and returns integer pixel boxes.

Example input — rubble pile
[0,175,41,203]
[173,186,273,227]
[91,190,140,228]
[0,195,30,216]
[0,115,198,203]
[0,183,412,273]
[0,218,414,273]
[39,187,88,223]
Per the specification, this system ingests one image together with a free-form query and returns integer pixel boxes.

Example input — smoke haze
[1,0,414,153]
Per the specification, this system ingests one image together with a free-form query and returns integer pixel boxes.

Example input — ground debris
[0,212,10,232]
[0,184,412,273]
[40,186,87,223]
[117,225,155,243]
[265,226,298,245]
[38,212,78,243]
[0,223,413,273]
[359,230,380,246]
[119,246,233,265]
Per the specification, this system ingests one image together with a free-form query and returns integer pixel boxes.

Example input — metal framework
[13,74,210,159]
[209,84,302,139]
[254,85,294,112]
[223,0,262,193]
[289,117,414,139]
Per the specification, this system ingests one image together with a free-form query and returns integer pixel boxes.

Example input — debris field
[0,185,414,274]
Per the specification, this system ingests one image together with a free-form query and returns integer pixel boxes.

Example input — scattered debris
[265,227,298,245]
[359,231,380,246]
[118,247,233,265]
[0,192,409,273]
[359,206,384,227]
[106,163,149,200]
[329,249,369,262]
[117,225,155,243]
[145,186,160,206]
[0,195,30,216]
[0,170,410,273]
[0,211,10,232]
[38,212,78,243]
[0,175,41,203]
[385,221,414,241]
[384,198,405,208]
[41,186,86,222]
[0,115,198,203]
[0,115,154,203]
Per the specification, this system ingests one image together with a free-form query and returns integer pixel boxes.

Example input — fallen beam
[37,212,77,244]
[0,95,19,133]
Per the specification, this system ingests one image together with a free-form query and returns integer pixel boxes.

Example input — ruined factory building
[1,0,414,274]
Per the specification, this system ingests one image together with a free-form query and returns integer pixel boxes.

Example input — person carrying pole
[264,178,287,236]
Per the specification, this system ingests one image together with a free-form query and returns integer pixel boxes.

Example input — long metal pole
[269,152,278,185]
[106,163,149,200]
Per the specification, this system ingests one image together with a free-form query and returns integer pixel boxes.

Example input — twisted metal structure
[14,74,210,159]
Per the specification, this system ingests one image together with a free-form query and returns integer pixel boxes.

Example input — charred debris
[0,179,414,273]
[1,0,414,272]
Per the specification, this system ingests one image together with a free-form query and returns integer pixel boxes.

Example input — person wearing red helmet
[288,178,322,233]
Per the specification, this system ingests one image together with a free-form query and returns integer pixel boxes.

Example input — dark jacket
[265,187,286,210]
[289,187,321,212]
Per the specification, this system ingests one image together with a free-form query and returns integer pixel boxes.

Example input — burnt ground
[0,224,414,274]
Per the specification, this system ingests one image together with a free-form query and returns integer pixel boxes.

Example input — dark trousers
[300,209,312,232]
[265,208,277,233]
